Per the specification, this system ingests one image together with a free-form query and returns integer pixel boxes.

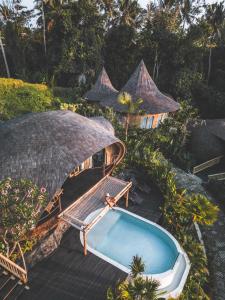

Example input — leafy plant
[107,256,164,300]
[117,91,143,140]
[0,177,47,259]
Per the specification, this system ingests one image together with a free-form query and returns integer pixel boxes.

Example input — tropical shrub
[0,177,47,260]
[138,151,217,299]
[0,78,59,120]
[107,256,165,300]
[117,126,218,299]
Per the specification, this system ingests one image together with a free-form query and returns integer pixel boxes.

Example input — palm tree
[116,0,144,28]
[107,256,164,300]
[118,92,143,140]
[41,0,47,55]
[205,2,225,84]
[130,254,145,278]
[163,0,194,28]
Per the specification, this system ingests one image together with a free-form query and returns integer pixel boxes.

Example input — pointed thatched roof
[83,67,118,102]
[100,60,180,114]
[206,119,225,142]
[0,111,124,202]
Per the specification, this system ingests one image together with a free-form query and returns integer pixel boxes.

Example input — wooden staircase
[0,267,28,300]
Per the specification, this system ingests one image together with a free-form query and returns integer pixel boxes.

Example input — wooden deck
[18,180,163,300]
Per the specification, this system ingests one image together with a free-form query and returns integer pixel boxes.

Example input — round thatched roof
[0,110,123,201]
[100,60,180,114]
[90,116,115,135]
[206,119,225,142]
[83,67,118,102]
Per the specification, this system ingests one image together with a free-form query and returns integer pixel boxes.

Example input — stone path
[174,168,225,300]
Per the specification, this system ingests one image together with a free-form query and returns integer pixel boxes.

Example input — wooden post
[58,197,62,212]
[83,230,87,256]
[125,191,129,208]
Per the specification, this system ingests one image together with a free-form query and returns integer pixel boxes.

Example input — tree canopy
[0,0,224,118]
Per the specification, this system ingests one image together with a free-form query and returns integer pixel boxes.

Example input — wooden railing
[208,172,225,181]
[0,252,28,283]
[193,155,224,174]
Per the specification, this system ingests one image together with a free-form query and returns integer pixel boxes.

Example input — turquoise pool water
[87,209,179,274]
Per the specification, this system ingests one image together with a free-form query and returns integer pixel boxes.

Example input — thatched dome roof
[100,60,180,114]
[0,110,123,201]
[90,116,115,135]
[83,67,118,102]
[190,121,225,162]
[206,119,225,142]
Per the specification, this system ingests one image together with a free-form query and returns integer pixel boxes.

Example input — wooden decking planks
[19,228,127,300]
[18,182,163,300]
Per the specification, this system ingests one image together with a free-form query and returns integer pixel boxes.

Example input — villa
[0,110,189,299]
[84,60,180,129]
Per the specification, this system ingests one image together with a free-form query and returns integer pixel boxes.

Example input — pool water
[87,209,179,274]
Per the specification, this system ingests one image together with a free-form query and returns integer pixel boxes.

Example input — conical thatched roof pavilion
[84,67,118,103]
[100,60,180,114]
[0,110,124,202]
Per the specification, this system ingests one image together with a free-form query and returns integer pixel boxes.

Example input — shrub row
[0,78,59,120]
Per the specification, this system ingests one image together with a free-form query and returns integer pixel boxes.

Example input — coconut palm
[116,0,144,28]
[118,92,143,140]
[130,254,145,278]
[163,0,194,28]
[107,256,164,300]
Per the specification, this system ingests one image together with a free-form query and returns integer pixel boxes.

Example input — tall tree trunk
[0,33,10,78]
[125,113,130,141]
[153,49,158,80]
[207,47,212,85]
[42,1,47,56]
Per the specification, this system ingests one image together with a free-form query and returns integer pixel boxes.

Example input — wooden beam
[125,191,129,208]
[83,230,87,256]
[193,155,224,174]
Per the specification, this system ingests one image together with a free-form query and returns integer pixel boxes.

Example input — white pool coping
[80,207,190,293]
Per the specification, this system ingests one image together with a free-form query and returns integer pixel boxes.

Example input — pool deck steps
[159,252,191,299]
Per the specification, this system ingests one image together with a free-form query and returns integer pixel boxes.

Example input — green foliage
[118,124,218,299]
[192,81,225,118]
[130,255,145,278]
[0,177,47,259]
[118,100,198,171]
[0,0,225,119]
[0,78,58,120]
[107,256,164,300]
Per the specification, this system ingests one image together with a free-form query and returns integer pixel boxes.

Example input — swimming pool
[81,207,190,298]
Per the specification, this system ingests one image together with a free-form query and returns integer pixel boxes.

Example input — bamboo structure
[59,175,132,256]
[0,249,27,284]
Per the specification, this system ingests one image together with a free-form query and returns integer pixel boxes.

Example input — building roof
[206,119,225,142]
[83,67,118,102]
[0,110,123,201]
[100,60,180,114]
[90,116,115,135]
